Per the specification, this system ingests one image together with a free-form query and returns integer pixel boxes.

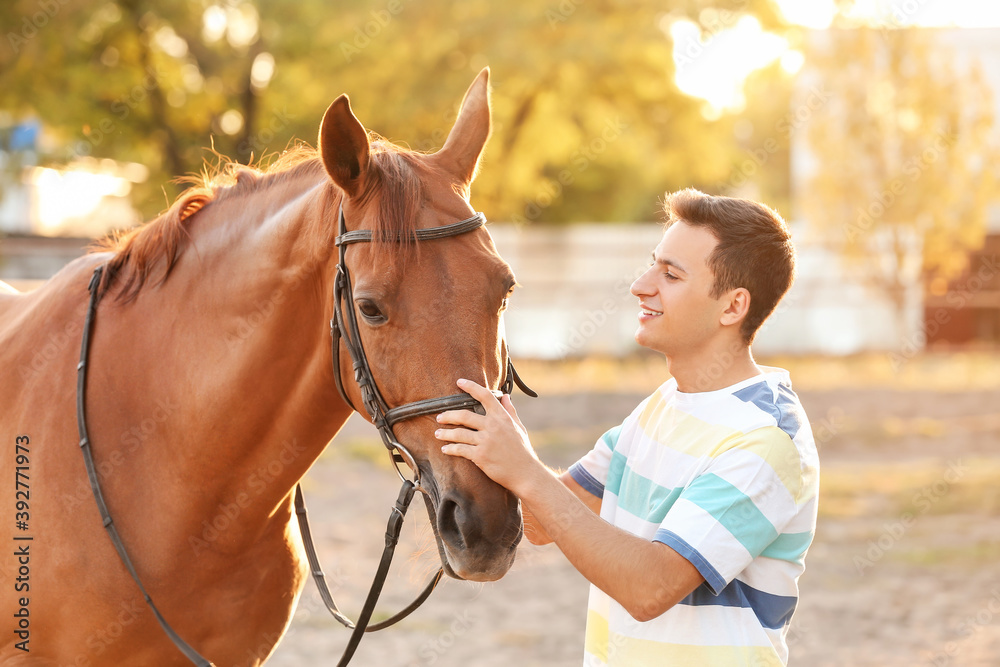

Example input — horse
[0,68,524,666]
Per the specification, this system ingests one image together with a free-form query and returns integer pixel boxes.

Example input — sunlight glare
[780,49,805,75]
[219,110,245,135]
[668,0,1000,114]
[671,16,787,113]
[226,3,260,48]
[250,52,275,90]
[771,0,837,29]
[202,5,227,43]
[30,167,130,233]
[841,0,1000,27]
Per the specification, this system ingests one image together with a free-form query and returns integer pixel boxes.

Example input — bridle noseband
[75,203,535,667]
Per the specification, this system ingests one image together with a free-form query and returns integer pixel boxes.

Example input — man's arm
[436,379,704,622]
[524,471,601,546]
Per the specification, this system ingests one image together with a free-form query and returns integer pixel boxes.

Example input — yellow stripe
[585,610,610,662]
[638,400,741,458]
[725,427,805,500]
[585,611,783,666]
[637,401,810,501]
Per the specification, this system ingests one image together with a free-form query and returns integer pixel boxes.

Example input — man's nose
[630,266,654,297]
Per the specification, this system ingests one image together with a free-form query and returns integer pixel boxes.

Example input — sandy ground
[266,388,1000,666]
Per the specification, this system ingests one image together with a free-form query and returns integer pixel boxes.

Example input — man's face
[629,221,725,356]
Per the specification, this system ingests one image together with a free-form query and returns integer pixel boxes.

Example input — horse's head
[317,69,522,582]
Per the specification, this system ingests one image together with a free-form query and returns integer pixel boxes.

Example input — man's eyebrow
[651,252,687,274]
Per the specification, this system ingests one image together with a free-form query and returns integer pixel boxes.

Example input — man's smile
[638,304,663,321]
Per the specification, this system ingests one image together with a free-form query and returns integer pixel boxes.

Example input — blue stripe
[678,579,797,630]
[733,381,803,440]
[568,463,604,498]
[681,473,778,557]
[571,426,623,499]
[653,529,725,594]
[600,424,623,453]
[606,450,627,496]
[618,472,684,524]
[761,530,814,563]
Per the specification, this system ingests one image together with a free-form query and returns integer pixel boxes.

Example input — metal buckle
[386,440,421,487]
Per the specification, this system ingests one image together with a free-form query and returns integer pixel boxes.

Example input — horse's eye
[357,300,385,323]
[501,287,514,312]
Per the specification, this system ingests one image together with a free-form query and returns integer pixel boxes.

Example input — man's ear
[719,287,751,328]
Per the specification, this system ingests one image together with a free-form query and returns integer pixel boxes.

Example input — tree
[1,0,792,223]
[801,27,997,338]
[1,0,271,212]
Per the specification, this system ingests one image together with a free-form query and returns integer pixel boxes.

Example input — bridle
[304,203,535,663]
[329,203,536,484]
[75,203,534,667]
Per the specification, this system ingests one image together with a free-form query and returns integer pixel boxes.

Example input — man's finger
[440,442,475,460]
[434,427,479,445]
[456,378,502,411]
[500,393,519,420]
[437,408,485,429]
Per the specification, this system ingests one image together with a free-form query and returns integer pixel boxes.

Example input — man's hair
[664,188,795,345]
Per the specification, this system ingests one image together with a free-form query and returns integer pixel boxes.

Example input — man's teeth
[642,308,662,316]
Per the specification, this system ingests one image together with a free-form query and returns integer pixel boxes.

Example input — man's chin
[634,328,667,354]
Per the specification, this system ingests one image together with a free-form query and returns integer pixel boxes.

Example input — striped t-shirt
[568,368,819,666]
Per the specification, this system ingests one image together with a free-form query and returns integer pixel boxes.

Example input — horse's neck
[193,172,337,289]
[102,173,351,542]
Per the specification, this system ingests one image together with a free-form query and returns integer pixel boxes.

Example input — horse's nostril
[437,498,465,549]
[437,495,485,551]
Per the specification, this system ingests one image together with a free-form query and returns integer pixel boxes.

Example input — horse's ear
[435,67,492,188]
[318,94,370,197]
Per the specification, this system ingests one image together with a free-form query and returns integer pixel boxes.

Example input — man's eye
[665,272,678,281]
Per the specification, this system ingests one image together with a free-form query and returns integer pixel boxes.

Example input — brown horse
[0,69,522,666]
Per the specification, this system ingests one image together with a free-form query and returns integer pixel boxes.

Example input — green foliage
[0,0,789,222]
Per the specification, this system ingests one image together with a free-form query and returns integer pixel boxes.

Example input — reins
[77,265,213,667]
[75,204,535,666]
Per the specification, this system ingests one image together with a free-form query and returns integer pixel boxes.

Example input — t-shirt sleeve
[652,427,805,594]
[567,424,622,499]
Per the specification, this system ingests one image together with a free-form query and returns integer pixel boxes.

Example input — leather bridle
[300,203,535,664]
[74,203,534,667]
[329,203,536,483]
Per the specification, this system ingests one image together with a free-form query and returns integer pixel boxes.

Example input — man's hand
[435,378,543,496]
[438,380,703,620]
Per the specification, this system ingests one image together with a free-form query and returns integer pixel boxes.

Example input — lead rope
[77,264,216,667]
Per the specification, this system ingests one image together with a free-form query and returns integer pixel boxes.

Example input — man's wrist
[510,457,557,504]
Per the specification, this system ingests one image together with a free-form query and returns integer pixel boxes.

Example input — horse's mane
[94,138,425,302]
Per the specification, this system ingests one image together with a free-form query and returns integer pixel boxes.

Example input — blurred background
[2,0,999,665]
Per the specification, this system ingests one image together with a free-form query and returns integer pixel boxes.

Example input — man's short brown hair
[664,188,795,345]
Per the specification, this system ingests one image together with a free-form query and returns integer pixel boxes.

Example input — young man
[435,189,819,666]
